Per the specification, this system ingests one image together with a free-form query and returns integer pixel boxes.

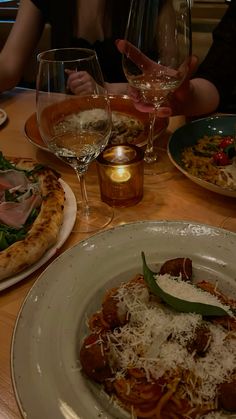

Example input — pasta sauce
[79,258,236,419]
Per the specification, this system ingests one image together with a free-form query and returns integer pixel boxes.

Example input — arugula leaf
[27,164,45,177]
[0,224,27,250]
[141,252,230,317]
[0,208,38,250]
[25,208,39,226]
[0,231,9,250]
[4,189,17,202]
[0,152,16,170]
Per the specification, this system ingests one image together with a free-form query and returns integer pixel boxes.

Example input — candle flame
[110,166,131,183]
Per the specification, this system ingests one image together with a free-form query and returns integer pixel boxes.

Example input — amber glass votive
[97,144,144,207]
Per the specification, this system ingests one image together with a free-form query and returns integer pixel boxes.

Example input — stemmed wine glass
[122,0,191,174]
[36,48,113,233]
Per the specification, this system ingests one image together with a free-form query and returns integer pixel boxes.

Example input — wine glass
[36,48,113,233]
[122,0,191,174]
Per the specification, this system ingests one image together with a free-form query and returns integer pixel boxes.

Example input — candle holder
[97,144,144,207]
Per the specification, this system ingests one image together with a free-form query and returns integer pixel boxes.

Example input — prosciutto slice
[0,194,42,228]
[0,169,30,191]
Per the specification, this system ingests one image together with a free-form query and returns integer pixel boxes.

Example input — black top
[31,0,131,83]
[195,1,236,113]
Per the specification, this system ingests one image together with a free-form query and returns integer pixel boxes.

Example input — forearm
[179,78,220,117]
[0,0,44,93]
[0,62,22,92]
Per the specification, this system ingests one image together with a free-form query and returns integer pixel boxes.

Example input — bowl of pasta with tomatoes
[168,114,236,197]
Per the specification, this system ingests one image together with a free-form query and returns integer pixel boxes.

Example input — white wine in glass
[36,48,113,233]
[122,0,191,174]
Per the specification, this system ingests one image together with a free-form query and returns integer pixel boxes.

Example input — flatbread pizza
[0,153,65,280]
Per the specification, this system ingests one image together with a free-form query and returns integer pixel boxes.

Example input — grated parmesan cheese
[106,280,236,408]
[155,273,232,316]
[219,159,236,190]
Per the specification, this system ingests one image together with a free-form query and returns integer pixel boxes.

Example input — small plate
[24,95,168,151]
[168,115,236,198]
[0,108,7,126]
[11,220,236,419]
[0,179,76,291]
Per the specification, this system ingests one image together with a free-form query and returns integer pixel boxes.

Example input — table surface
[0,87,236,419]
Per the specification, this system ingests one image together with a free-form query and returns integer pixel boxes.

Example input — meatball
[102,287,127,329]
[186,324,212,356]
[218,380,236,411]
[80,332,111,382]
[102,275,147,329]
[159,257,192,281]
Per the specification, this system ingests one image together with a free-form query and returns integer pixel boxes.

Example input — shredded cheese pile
[107,281,236,406]
[219,160,236,190]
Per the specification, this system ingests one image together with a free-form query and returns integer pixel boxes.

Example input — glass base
[144,147,174,176]
[73,200,114,233]
[144,161,168,175]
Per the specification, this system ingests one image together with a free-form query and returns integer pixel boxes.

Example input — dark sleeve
[31,0,75,47]
[30,0,49,22]
[194,1,236,111]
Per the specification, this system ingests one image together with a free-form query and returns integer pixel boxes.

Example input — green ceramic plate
[168,115,236,198]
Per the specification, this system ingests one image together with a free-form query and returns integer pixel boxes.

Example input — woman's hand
[116,39,176,75]
[116,39,198,117]
[66,70,98,95]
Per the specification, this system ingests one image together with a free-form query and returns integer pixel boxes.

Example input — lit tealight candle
[110,166,131,183]
[97,144,144,207]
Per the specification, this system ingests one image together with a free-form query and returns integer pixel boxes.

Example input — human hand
[116,39,198,117]
[66,70,98,95]
[116,39,176,75]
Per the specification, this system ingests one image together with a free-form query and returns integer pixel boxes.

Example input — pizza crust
[0,159,65,281]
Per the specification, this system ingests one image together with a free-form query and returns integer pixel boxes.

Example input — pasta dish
[54,109,144,145]
[79,257,236,419]
[181,135,236,190]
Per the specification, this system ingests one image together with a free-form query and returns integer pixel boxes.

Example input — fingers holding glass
[66,70,100,95]
[120,0,191,175]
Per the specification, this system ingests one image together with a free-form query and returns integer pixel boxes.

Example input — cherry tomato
[212,151,230,166]
[219,136,234,149]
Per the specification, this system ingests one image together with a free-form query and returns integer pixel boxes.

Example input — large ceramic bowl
[168,115,236,197]
[11,220,236,419]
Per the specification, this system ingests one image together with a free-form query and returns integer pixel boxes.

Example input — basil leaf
[141,252,230,317]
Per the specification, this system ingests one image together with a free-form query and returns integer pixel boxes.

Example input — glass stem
[144,112,158,163]
[75,168,90,216]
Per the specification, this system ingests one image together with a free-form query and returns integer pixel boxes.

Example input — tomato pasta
[79,259,236,418]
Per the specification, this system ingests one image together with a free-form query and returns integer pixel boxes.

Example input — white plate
[0,179,76,291]
[11,220,236,419]
[0,108,7,126]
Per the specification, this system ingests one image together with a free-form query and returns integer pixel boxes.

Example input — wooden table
[0,87,236,419]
